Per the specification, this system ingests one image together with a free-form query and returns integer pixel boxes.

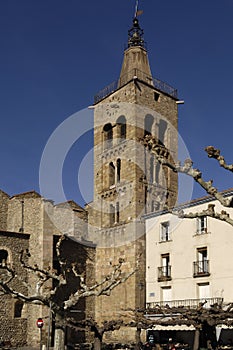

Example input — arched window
[103,123,113,148]
[150,156,154,183]
[155,162,160,184]
[144,114,154,137]
[116,116,126,140]
[110,204,115,226]
[0,249,8,266]
[158,119,167,145]
[109,162,115,187]
[116,202,120,223]
[14,300,24,318]
[116,159,121,183]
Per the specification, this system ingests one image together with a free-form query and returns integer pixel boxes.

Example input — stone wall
[0,189,90,347]
[90,51,178,343]
[0,231,29,347]
[0,190,9,231]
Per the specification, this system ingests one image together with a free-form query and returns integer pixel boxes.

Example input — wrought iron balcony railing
[158,265,172,282]
[193,260,210,277]
[94,68,178,104]
[146,297,223,310]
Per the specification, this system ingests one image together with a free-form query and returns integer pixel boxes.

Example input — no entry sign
[36,318,44,328]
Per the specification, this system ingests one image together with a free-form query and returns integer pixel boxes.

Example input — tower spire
[118,2,151,86]
[128,0,145,49]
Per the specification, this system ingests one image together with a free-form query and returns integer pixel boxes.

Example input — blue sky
[0,0,233,206]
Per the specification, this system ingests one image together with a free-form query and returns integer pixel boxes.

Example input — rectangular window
[154,91,160,101]
[158,254,171,282]
[198,283,210,307]
[196,216,207,234]
[197,247,208,272]
[193,247,210,277]
[161,287,172,306]
[160,222,170,241]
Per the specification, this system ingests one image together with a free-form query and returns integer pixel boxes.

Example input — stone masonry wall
[91,68,178,343]
[0,190,9,231]
[0,231,29,347]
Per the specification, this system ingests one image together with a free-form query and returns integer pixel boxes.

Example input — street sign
[36,318,44,328]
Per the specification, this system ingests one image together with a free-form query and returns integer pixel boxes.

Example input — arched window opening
[14,300,24,318]
[110,204,115,226]
[144,114,154,137]
[116,116,126,140]
[149,156,154,183]
[155,162,160,184]
[116,202,120,223]
[0,249,8,266]
[144,185,148,212]
[151,200,155,212]
[116,159,121,183]
[109,162,115,187]
[103,123,113,148]
[158,119,167,145]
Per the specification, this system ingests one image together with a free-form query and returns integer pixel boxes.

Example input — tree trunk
[54,314,66,350]
[93,334,103,350]
[193,328,200,350]
[135,328,142,350]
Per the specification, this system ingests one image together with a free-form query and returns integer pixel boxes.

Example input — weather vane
[134,0,143,18]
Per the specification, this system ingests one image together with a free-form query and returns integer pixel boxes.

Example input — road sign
[36,318,44,328]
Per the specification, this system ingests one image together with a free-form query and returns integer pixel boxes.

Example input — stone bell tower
[88,16,178,342]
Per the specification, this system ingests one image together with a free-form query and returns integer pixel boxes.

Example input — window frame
[160,221,170,242]
[196,216,207,234]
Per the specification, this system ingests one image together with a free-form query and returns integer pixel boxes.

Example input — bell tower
[88,13,179,342]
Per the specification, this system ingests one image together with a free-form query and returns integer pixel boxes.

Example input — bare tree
[0,235,137,350]
[143,135,233,225]
[67,318,125,350]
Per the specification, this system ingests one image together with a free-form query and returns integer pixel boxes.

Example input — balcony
[146,297,223,310]
[193,260,210,277]
[94,68,178,104]
[158,265,172,282]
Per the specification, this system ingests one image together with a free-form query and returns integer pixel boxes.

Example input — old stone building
[88,16,179,342]
[0,189,93,347]
[0,230,29,346]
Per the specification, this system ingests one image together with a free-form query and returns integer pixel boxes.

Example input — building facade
[146,189,233,308]
[0,189,93,347]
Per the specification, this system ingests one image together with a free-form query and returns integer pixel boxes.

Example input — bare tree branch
[19,249,64,284]
[205,146,233,172]
[64,258,138,310]
[143,135,233,208]
[174,203,233,227]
